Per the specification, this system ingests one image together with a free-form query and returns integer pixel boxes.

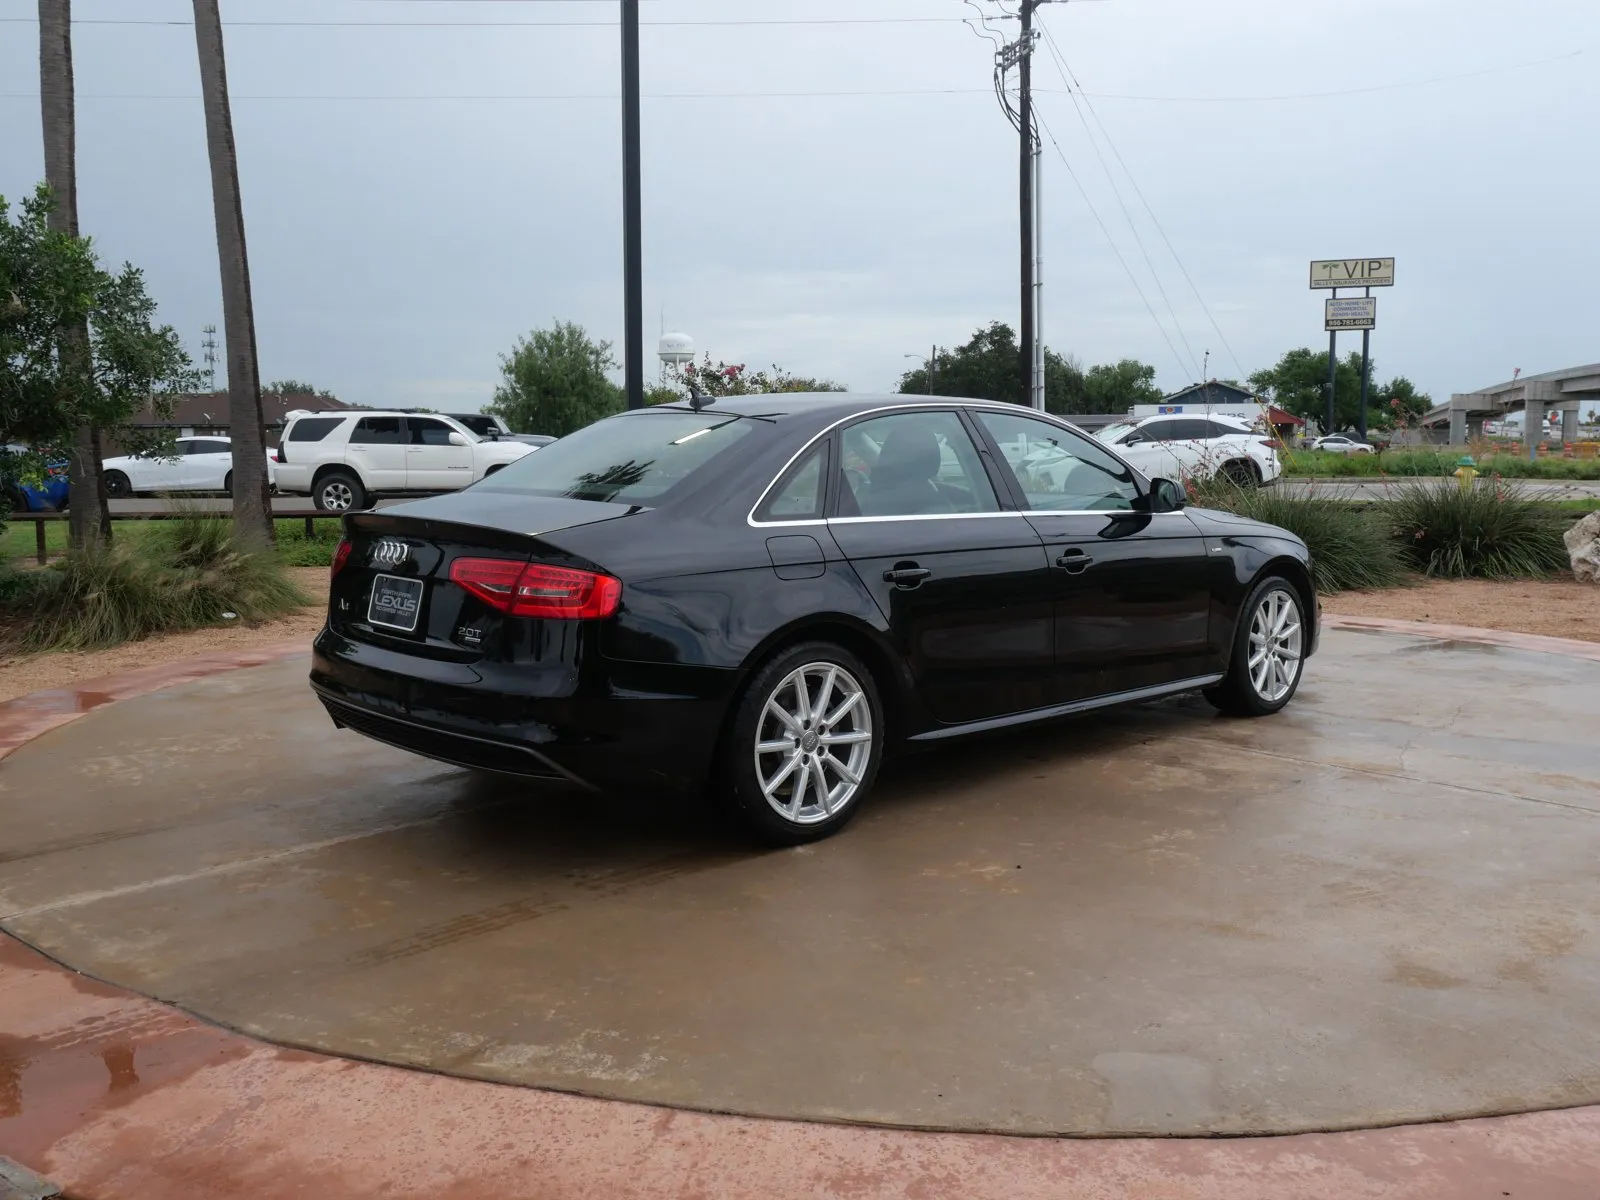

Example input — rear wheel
[314,470,365,512]
[103,470,132,499]
[721,642,883,845]
[222,471,233,497]
[1221,459,1260,488]
[1205,576,1307,717]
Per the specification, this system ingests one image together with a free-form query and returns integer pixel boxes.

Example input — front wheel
[721,642,884,845]
[313,470,366,513]
[1204,577,1307,717]
[103,470,132,499]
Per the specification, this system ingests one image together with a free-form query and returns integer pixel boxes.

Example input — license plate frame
[368,573,424,633]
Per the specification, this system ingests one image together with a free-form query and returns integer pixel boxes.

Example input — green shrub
[18,514,308,651]
[1385,479,1573,579]
[273,518,341,568]
[1189,479,1407,594]
[1282,448,1600,480]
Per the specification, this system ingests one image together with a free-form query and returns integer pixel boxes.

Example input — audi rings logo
[370,538,409,568]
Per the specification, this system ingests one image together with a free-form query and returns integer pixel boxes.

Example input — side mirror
[1121,433,1144,447]
[1149,477,1186,513]
[448,431,469,447]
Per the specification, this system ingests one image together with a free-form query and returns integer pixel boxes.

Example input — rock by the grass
[1566,512,1600,584]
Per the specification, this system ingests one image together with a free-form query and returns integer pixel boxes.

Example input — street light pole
[621,0,644,410]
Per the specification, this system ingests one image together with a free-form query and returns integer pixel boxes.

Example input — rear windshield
[478,411,756,504]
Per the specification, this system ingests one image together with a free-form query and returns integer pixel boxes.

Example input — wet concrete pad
[1,630,1597,1135]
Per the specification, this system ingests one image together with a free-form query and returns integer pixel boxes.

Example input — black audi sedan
[311,395,1317,843]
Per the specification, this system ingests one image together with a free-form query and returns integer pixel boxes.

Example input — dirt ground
[1323,575,1598,643]
[0,569,331,704]
[0,570,1592,705]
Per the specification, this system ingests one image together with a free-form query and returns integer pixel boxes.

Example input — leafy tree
[1250,348,1430,432]
[656,355,845,401]
[488,321,624,437]
[266,379,336,399]
[2,185,195,492]
[896,321,1143,417]
[1084,358,1163,412]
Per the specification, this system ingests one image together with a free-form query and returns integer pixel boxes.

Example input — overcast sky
[2,0,1595,411]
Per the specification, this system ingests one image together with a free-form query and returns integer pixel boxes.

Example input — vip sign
[1309,259,1395,289]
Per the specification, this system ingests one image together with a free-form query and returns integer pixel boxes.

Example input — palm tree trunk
[38,0,109,550]
[192,0,273,546]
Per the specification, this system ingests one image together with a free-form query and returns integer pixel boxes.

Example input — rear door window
[479,410,756,504]
[351,417,403,445]
[837,410,998,518]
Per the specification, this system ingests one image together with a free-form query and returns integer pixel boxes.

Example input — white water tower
[658,332,695,373]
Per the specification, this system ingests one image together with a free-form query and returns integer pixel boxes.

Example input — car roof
[640,393,1092,428]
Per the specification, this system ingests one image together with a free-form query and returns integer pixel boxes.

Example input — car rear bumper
[309,629,738,795]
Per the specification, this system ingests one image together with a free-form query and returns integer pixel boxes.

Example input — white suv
[1095,414,1281,487]
[273,411,537,511]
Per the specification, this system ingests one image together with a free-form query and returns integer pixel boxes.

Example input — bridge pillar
[1525,400,1545,453]
[1563,406,1580,445]
[1449,405,1467,445]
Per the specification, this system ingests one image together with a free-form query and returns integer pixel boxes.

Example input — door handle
[1056,549,1095,574]
[882,565,932,588]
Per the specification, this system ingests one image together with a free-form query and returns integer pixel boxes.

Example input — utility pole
[994,1,1048,410]
[621,0,644,410]
[201,324,219,391]
[1326,287,1338,435]
[1356,285,1371,442]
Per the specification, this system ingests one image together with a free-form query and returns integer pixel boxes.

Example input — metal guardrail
[9,511,344,566]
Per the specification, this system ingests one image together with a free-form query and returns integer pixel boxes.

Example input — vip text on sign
[1325,297,1377,330]
[1309,258,1395,289]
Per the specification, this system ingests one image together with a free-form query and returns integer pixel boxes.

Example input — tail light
[1259,440,1279,452]
[270,448,282,463]
[449,558,621,620]
[331,537,353,579]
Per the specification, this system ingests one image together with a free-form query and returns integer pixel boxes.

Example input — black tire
[721,641,885,846]
[1204,575,1308,717]
[222,471,233,497]
[313,469,366,513]
[103,470,132,499]
[1221,459,1260,488]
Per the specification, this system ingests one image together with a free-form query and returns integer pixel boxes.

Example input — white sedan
[1311,435,1375,454]
[102,436,275,498]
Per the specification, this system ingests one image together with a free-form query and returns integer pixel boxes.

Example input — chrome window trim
[745,400,1138,529]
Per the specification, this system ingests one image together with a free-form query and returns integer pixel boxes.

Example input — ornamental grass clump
[1187,477,1406,594]
[18,512,307,651]
[1386,478,1572,579]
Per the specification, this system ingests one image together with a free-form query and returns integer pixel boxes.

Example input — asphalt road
[1282,477,1600,500]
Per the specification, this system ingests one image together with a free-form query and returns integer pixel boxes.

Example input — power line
[0,87,996,101]
[1037,26,1202,382]
[0,15,978,27]
[1034,111,1191,381]
[1040,21,1246,380]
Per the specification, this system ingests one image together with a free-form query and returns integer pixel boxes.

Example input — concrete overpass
[1420,363,1600,445]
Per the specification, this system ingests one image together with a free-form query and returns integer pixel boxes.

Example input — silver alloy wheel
[1248,588,1304,702]
[320,480,355,511]
[754,662,873,826]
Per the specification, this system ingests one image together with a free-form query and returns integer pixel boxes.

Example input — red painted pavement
[3,625,1598,1198]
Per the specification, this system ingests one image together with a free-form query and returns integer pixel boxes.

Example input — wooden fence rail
[9,511,344,566]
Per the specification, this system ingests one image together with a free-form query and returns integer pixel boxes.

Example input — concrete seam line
[0,812,462,921]
[1168,735,1600,818]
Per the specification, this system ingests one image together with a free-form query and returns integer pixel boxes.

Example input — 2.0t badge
[370,538,409,567]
